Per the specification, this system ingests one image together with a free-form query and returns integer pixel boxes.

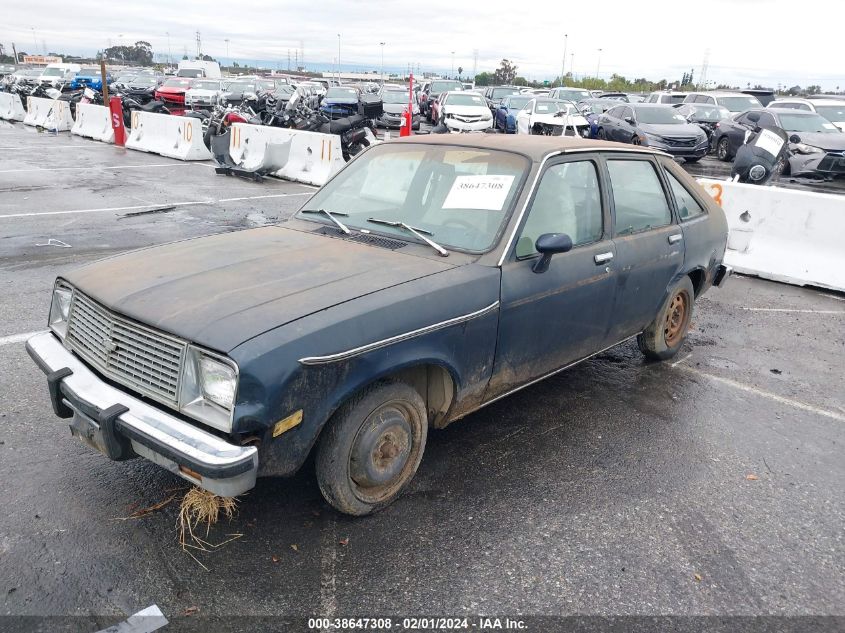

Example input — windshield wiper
[301,208,351,234]
[367,217,449,257]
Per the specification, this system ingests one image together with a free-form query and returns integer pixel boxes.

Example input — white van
[38,63,81,87]
[177,60,221,79]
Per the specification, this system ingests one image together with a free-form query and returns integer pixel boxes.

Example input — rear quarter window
[665,170,706,220]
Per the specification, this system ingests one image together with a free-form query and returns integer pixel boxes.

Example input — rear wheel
[597,127,607,140]
[637,277,695,361]
[316,382,428,516]
[717,137,731,162]
[631,134,641,145]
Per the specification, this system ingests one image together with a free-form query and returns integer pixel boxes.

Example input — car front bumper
[26,331,258,497]
[379,112,420,128]
[647,139,709,158]
[444,118,493,132]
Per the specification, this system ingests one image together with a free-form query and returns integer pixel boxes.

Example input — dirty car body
[27,136,729,513]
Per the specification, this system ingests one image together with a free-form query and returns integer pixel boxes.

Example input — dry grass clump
[177,487,242,569]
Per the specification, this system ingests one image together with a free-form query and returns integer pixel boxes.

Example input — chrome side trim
[298,301,500,366]
[466,334,640,416]
[564,146,672,158]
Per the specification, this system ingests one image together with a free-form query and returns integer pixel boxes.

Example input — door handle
[668,234,683,244]
[594,252,614,264]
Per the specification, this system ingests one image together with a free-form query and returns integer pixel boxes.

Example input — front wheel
[716,137,731,162]
[637,276,695,361]
[316,381,428,516]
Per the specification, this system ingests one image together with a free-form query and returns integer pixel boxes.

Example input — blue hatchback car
[494,94,534,133]
[69,67,112,92]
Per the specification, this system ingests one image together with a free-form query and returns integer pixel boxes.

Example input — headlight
[645,132,664,143]
[49,282,73,338]
[794,143,823,154]
[179,346,238,432]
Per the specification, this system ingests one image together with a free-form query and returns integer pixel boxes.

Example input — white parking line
[0,331,42,347]
[0,192,312,219]
[677,365,845,422]
[740,308,845,314]
[0,145,104,150]
[0,164,202,174]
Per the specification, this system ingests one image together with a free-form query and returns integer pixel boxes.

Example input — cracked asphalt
[0,121,843,632]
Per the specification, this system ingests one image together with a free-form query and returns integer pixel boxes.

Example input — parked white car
[767,98,845,132]
[516,98,590,136]
[185,79,225,108]
[439,91,493,132]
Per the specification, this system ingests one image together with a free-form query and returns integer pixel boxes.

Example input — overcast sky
[3,0,842,89]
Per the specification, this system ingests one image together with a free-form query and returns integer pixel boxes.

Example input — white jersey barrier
[698,178,845,292]
[125,111,211,161]
[228,123,345,186]
[23,96,74,131]
[71,103,114,143]
[0,92,26,121]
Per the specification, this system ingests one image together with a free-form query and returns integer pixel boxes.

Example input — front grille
[453,115,482,123]
[816,153,845,173]
[66,290,186,404]
[663,136,697,147]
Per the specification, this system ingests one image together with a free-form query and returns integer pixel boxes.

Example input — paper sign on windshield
[442,175,515,210]
[754,129,785,158]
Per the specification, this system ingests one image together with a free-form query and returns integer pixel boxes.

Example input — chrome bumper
[26,331,258,497]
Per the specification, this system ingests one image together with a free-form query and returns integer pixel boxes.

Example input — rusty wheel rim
[664,291,688,346]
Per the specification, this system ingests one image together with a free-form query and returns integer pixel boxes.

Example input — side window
[757,112,777,127]
[797,103,812,111]
[515,161,603,258]
[665,170,705,220]
[607,105,623,118]
[607,160,672,235]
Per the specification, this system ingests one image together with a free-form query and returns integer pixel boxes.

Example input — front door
[487,156,617,398]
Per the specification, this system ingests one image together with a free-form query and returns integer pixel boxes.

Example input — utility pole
[596,48,602,79]
[450,51,455,78]
[561,33,568,86]
[337,34,341,79]
[698,48,710,90]
[472,49,478,79]
[571,52,575,80]
[31,27,37,51]
[287,49,291,71]
[380,42,385,84]
[195,31,202,59]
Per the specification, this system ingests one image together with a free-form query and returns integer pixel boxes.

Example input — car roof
[765,107,818,116]
[631,103,672,108]
[691,91,755,96]
[391,133,667,161]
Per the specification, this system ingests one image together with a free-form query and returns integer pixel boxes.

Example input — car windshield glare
[327,88,358,98]
[779,113,840,133]
[635,107,687,124]
[535,101,571,114]
[446,93,486,106]
[164,79,192,87]
[719,96,762,111]
[382,91,409,104]
[692,105,730,121]
[507,97,532,109]
[492,88,519,99]
[431,81,462,93]
[42,68,64,77]
[297,144,529,252]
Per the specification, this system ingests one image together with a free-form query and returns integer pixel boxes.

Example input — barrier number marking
[131,111,139,130]
[706,183,723,207]
[184,122,192,142]
[112,112,120,129]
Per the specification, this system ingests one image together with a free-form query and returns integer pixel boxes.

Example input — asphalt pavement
[0,122,843,632]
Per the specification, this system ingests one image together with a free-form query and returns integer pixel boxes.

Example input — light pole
[561,33,568,86]
[166,31,171,66]
[380,42,385,84]
[596,48,602,80]
[337,34,341,80]
[31,27,37,52]
[571,52,575,80]
[225,38,230,60]
[450,51,455,78]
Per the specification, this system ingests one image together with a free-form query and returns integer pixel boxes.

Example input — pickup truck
[28,136,730,516]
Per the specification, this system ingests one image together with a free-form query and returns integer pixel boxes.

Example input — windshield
[382,91,409,104]
[778,113,840,133]
[80,68,99,75]
[164,78,192,88]
[326,87,358,99]
[116,74,136,83]
[814,105,845,122]
[506,96,532,109]
[431,81,463,94]
[664,94,686,104]
[298,144,529,252]
[42,68,65,77]
[191,80,219,90]
[178,69,203,78]
[445,93,486,107]
[226,81,255,92]
[690,105,731,121]
[635,107,687,124]
[491,88,519,99]
[559,89,591,100]
[580,101,613,114]
[535,100,572,114]
[718,95,762,111]
[131,78,158,86]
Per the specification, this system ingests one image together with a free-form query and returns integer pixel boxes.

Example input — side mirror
[625,116,636,125]
[532,233,573,273]
[789,134,801,144]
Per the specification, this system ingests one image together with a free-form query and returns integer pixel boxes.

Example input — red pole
[400,73,414,137]
[109,96,126,146]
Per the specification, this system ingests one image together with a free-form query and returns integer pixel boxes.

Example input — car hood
[791,132,845,151]
[157,86,187,94]
[640,122,704,137]
[63,226,455,353]
[383,103,416,114]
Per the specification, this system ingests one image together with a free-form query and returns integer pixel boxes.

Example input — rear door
[488,155,616,398]
[604,156,685,341]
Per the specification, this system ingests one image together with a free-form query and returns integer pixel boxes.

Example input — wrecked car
[27,136,730,516]
[516,98,590,137]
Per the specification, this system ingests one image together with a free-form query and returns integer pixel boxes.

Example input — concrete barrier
[0,92,26,121]
[71,103,114,143]
[23,96,74,131]
[228,123,346,186]
[698,178,845,292]
[125,111,211,161]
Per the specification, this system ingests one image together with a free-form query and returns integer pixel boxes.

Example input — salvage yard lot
[1,121,843,625]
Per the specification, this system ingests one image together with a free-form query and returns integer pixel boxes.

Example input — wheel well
[386,364,456,428]
[688,269,706,296]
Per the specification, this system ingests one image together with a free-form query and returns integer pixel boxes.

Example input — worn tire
[637,276,695,361]
[315,381,428,516]
[717,136,731,162]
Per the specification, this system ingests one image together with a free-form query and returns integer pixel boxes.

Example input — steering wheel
[441,218,476,231]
